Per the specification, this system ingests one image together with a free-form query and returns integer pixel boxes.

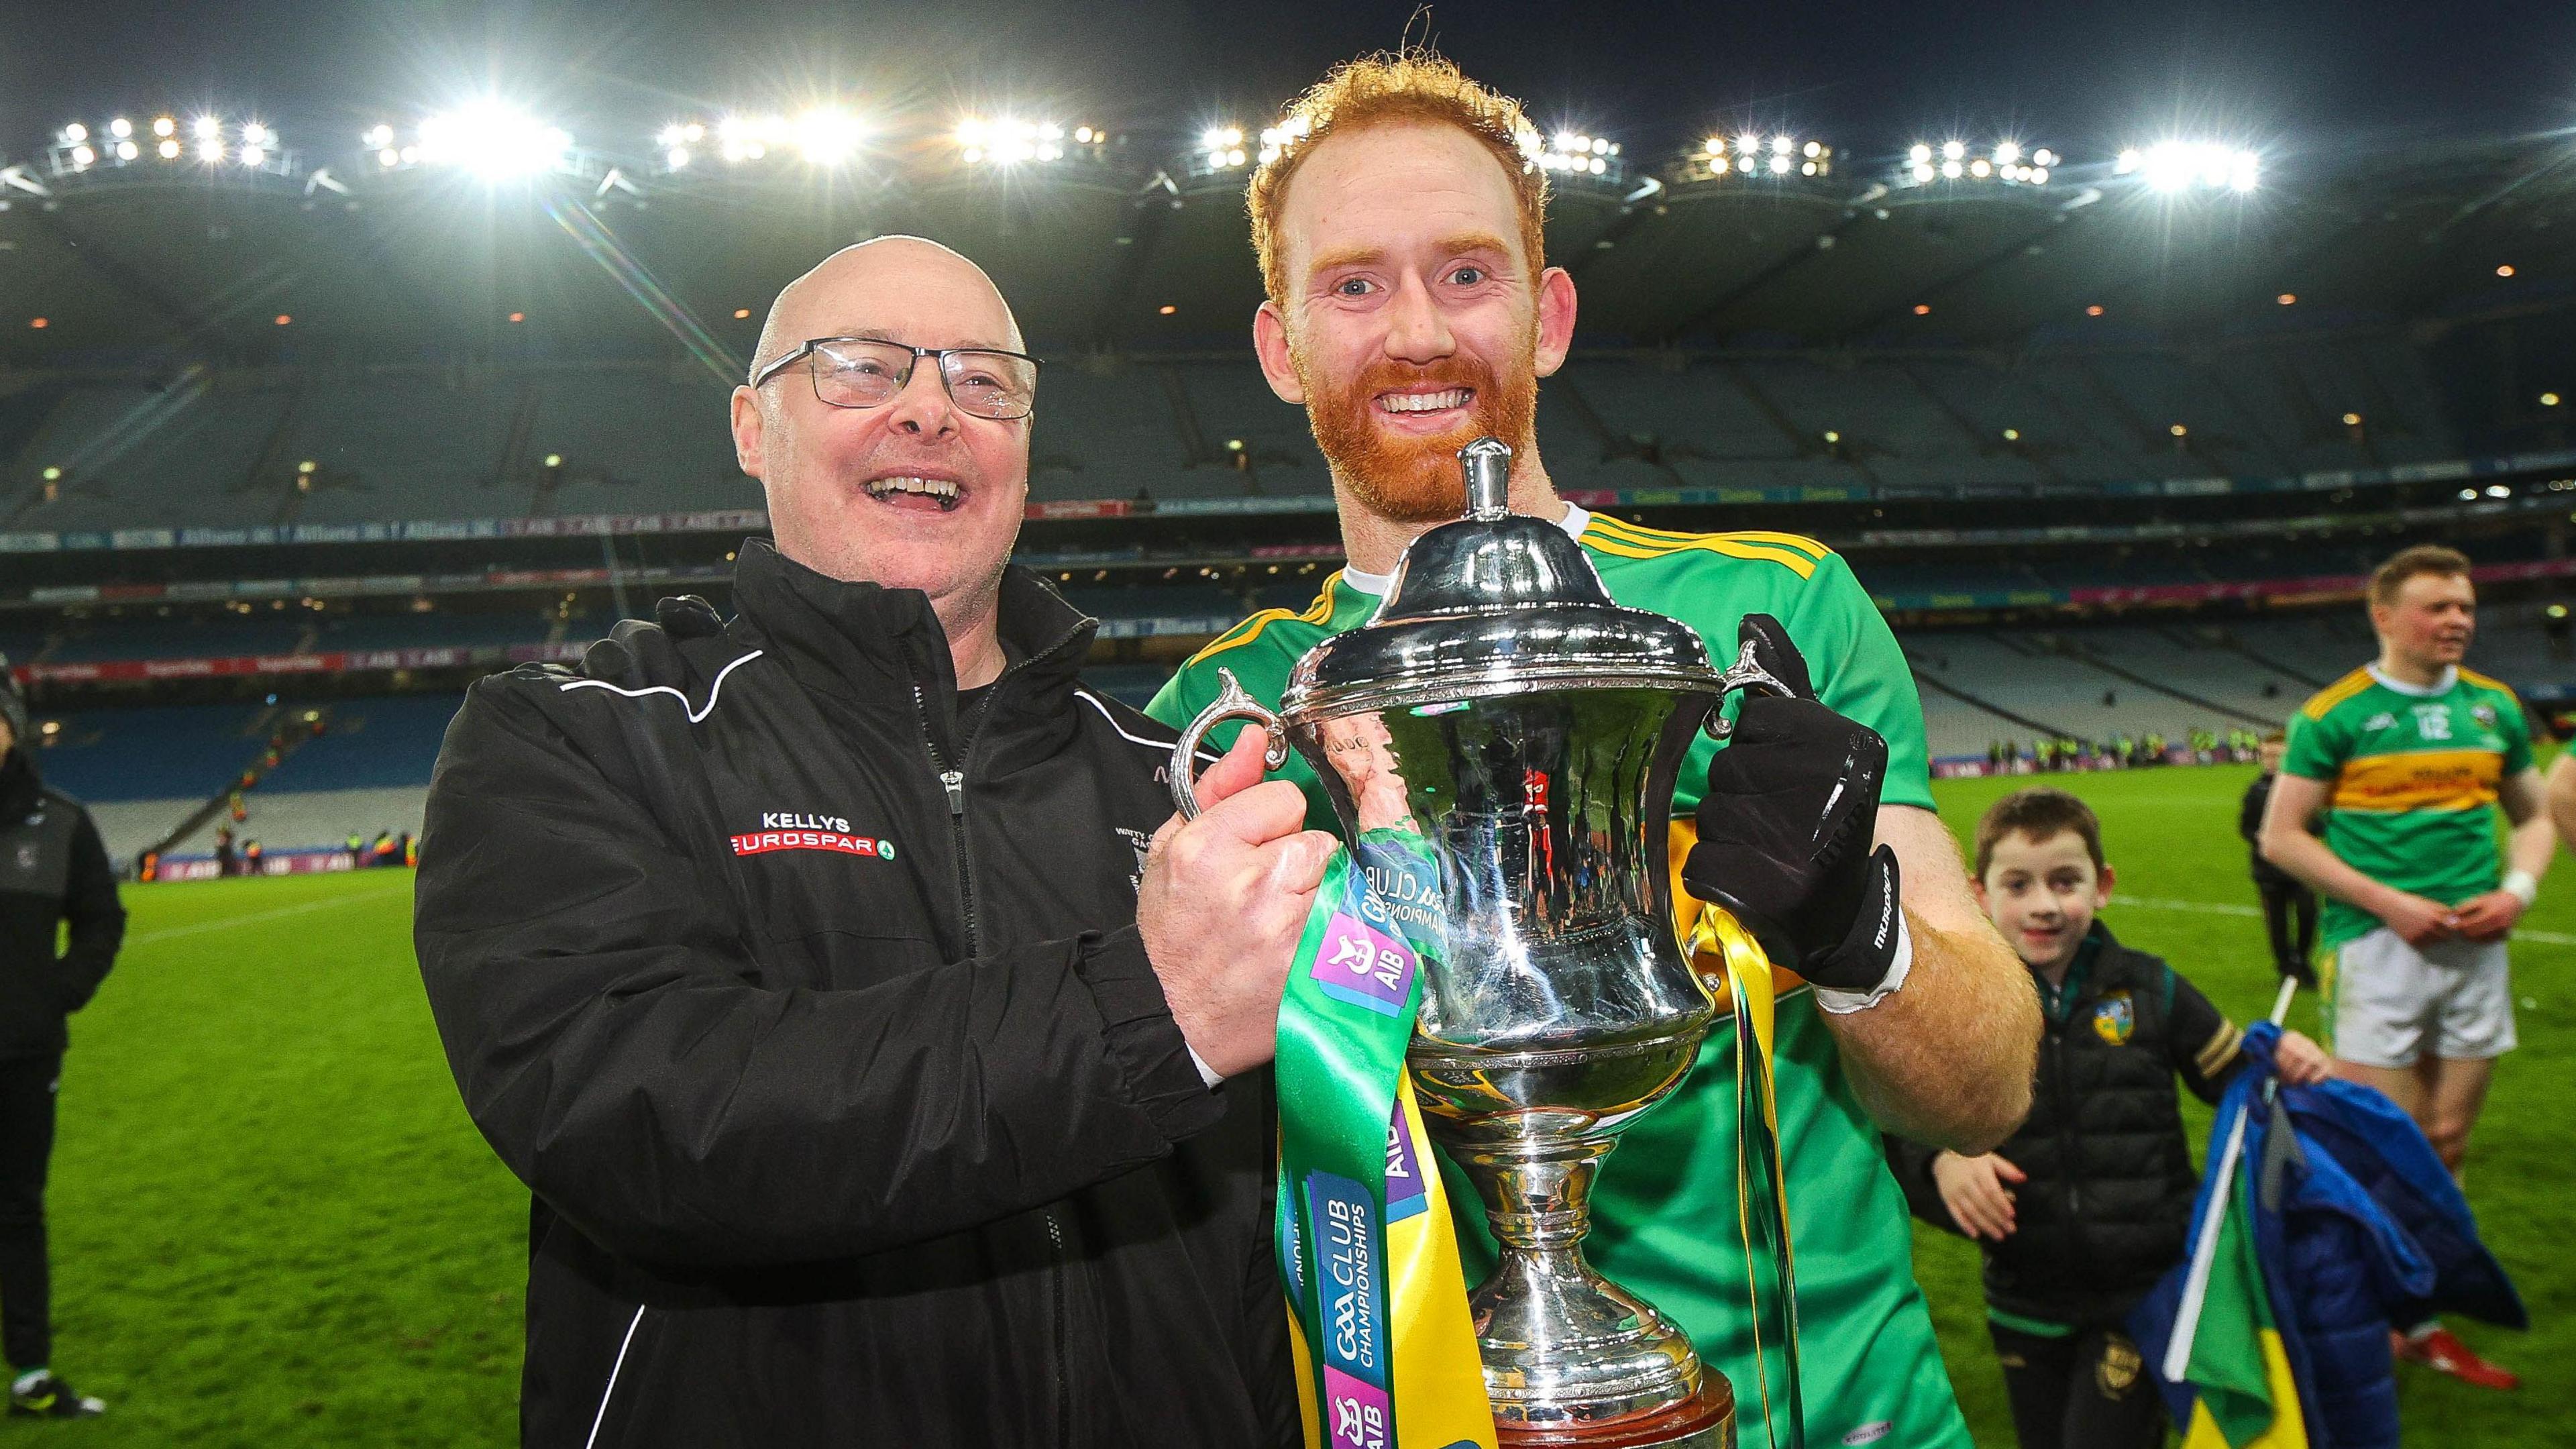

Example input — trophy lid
[1284,437,1724,718]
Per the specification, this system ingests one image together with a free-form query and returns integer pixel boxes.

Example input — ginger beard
[1295,329,1540,524]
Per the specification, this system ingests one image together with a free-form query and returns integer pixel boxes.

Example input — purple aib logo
[1311,912,1413,1017]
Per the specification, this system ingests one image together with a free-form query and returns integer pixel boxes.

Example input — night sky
[4,1,2573,176]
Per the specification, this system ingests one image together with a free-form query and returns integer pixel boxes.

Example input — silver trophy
[1173,438,1784,1448]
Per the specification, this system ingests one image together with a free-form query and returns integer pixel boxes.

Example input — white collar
[2367,663,2457,697]
[1340,502,1593,597]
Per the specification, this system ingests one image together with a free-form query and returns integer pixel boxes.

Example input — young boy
[1888,787,2328,1449]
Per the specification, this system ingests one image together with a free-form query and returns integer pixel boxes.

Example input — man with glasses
[417,236,1320,1448]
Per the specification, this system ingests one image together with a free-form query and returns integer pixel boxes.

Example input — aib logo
[1313,913,1413,1017]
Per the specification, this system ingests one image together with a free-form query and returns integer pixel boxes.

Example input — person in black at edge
[413,238,1333,1448]
[0,660,121,1419]
[2242,729,2319,986]
[1886,788,2330,1449]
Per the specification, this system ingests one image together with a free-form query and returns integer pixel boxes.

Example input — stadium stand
[34,694,455,864]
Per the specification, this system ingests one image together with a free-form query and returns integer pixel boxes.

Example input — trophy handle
[1704,637,1800,739]
[1169,667,1291,820]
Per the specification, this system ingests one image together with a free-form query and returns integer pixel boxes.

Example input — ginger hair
[1247,49,1549,312]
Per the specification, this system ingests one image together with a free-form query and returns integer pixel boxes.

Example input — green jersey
[1147,507,1967,1449]
[2282,663,2535,949]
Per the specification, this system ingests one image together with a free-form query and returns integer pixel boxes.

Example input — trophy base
[1495,1371,1734,1448]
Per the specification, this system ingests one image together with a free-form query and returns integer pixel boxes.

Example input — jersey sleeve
[2164,967,2247,1104]
[1787,552,1935,812]
[1143,662,1207,731]
[2279,702,2348,782]
[2499,688,2536,775]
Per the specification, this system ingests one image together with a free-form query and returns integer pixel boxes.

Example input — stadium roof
[2,126,2571,366]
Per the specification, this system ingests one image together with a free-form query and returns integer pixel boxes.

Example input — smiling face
[1253,120,1574,523]
[2370,570,2476,674]
[731,238,1030,605]
[1976,828,2114,975]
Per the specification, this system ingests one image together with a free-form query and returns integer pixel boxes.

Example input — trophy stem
[1443,1131,1720,1440]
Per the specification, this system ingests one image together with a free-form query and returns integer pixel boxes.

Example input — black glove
[1682,614,1907,999]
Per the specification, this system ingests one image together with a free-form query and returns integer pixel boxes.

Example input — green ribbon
[1277,833,1498,1449]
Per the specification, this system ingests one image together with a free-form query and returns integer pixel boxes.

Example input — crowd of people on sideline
[1985,726,2273,773]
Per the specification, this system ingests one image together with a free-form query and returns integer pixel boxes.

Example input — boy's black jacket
[1887,923,2245,1326]
[415,541,1296,1448]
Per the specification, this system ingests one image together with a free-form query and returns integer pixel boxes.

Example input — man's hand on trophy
[1138,727,1340,1079]
[1683,614,1911,1010]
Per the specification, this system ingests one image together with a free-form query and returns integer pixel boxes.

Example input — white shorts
[2325,927,2515,1068]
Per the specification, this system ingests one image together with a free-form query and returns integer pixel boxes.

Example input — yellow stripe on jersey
[1587,515,1834,561]
[2298,667,2375,722]
[1579,518,1823,579]
[2459,667,2521,702]
[2328,747,2505,812]
[1182,574,1342,669]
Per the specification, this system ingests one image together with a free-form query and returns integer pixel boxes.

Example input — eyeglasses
[749,336,1042,421]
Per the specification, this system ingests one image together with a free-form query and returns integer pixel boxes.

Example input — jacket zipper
[908,643,1083,1444]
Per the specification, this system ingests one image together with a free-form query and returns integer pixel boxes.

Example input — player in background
[2259,544,2554,1389]
[2239,731,2318,987]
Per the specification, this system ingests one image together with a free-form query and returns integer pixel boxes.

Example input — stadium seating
[30,695,457,864]
[0,337,2492,533]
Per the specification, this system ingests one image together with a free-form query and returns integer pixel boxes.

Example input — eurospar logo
[730,812,896,861]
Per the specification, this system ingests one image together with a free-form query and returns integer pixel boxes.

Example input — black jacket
[415,541,1297,1448]
[2240,771,2295,889]
[1888,924,2245,1326]
[0,750,123,1058]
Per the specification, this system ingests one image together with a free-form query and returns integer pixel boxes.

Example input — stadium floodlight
[69,144,94,168]
[1994,141,2021,166]
[1199,125,1250,170]
[109,117,132,140]
[794,107,867,164]
[1941,158,1963,179]
[239,144,267,167]
[1941,140,1965,160]
[241,121,272,147]
[157,138,180,160]
[415,103,573,178]
[115,141,140,162]
[1539,129,1616,176]
[1909,142,1932,166]
[955,116,1074,166]
[364,124,394,149]
[2131,140,2259,194]
[151,116,175,139]
[191,115,219,140]
[61,123,87,144]
[199,138,225,163]
[1695,131,1826,182]
[1257,113,1310,164]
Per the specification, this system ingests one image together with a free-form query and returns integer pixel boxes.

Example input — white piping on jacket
[582,1305,648,1449]
[1074,688,1220,763]
[558,649,766,724]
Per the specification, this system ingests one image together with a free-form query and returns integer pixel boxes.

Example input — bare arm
[2258,772,2428,921]
[2551,755,2576,859]
[2500,766,2557,881]
[1819,803,2037,1152]
[2453,767,2556,941]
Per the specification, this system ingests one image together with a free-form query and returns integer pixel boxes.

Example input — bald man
[416,238,1317,1448]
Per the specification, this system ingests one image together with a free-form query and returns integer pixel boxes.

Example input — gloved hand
[1682,614,1909,1008]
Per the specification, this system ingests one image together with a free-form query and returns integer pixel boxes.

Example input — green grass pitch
[31,763,2573,1444]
